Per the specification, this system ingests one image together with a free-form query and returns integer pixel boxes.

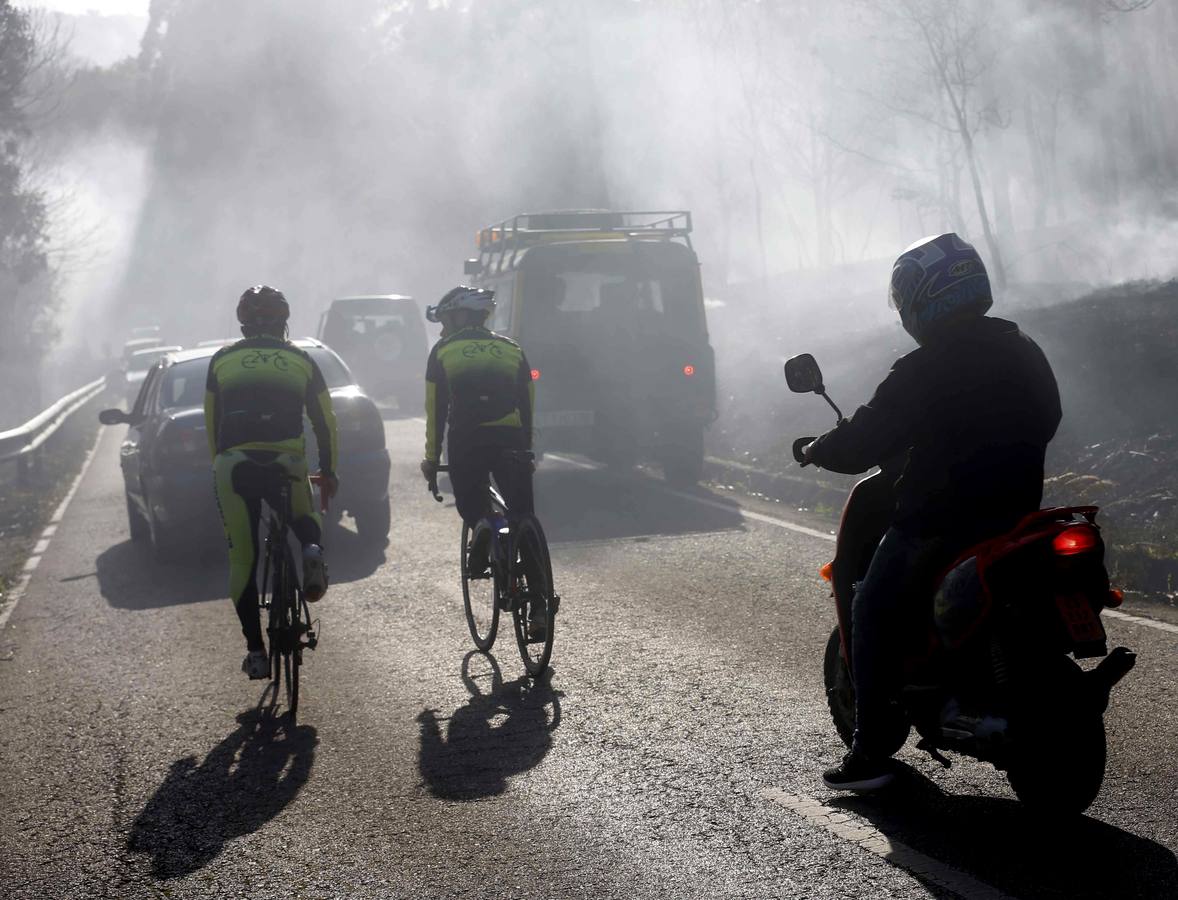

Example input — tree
[0,1,54,418]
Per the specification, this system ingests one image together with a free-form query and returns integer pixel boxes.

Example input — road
[1,417,1175,899]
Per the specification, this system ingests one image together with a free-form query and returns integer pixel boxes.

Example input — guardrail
[0,377,106,482]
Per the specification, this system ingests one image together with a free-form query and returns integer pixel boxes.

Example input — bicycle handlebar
[308,473,331,514]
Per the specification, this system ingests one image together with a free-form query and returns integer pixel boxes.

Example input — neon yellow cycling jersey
[204,336,338,472]
[424,325,534,464]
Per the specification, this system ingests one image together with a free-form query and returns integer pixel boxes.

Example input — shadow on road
[535,465,745,544]
[126,701,317,880]
[91,522,385,610]
[417,651,562,800]
[94,540,224,610]
[831,763,1178,899]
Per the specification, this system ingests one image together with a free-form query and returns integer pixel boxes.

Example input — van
[317,295,428,411]
[464,210,716,484]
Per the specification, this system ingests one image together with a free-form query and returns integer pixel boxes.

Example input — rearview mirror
[784,354,825,394]
[98,408,130,426]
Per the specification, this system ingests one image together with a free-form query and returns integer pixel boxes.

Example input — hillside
[707,279,1178,601]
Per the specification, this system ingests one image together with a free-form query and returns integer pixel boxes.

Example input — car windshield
[305,347,355,388]
[159,358,210,409]
[520,244,704,344]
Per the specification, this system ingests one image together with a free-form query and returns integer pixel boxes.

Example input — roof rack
[470,209,693,276]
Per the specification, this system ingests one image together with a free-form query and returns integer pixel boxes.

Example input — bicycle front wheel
[462,521,500,651]
[274,542,301,721]
[510,516,556,677]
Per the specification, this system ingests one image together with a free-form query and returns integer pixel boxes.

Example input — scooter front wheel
[823,626,911,756]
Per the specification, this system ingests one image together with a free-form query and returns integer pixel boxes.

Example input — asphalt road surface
[1,417,1175,899]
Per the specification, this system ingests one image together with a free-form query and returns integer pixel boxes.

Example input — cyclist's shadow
[417,651,562,801]
[126,692,317,880]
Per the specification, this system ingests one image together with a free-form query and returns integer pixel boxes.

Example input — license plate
[535,410,595,428]
[1055,592,1106,644]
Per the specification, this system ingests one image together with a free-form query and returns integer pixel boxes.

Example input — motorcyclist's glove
[793,436,818,468]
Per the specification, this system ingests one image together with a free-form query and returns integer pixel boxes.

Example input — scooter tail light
[819,561,833,582]
[1106,588,1124,608]
[1053,525,1100,556]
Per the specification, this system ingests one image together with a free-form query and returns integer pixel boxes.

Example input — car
[98,339,391,559]
[464,210,717,484]
[317,295,427,412]
[124,345,182,408]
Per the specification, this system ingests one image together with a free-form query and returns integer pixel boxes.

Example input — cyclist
[205,285,340,680]
[799,234,1061,791]
[418,285,543,636]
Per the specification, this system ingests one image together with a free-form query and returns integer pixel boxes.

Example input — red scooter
[786,353,1136,814]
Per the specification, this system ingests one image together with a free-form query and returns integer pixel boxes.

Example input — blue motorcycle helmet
[889,233,993,345]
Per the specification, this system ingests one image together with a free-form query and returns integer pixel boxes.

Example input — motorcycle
[785,352,1136,814]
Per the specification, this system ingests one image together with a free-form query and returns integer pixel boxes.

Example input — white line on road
[1104,608,1178,635]
[450,448,1174,638]
[0,429,104,634]
[760,788,1016,900]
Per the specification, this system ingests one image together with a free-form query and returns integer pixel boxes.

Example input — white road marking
[428,442,1176,638]
[761,788,1016,900]
[0,429,104,633]
[1104,608,1178,635]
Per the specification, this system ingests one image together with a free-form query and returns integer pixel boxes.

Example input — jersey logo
[460,341,505,360]
[241,349,290,372]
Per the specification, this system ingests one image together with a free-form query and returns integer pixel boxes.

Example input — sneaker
[242,650,269,680]
[822,751,895,792]
[466,544,491,579]
[303,544,328,602]
[527,602,548,641]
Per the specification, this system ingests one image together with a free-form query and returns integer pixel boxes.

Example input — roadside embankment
[707,279,1178,606]
[0,392,105,618]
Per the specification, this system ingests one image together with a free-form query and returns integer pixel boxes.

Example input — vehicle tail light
[531,369,541,381]
[683,364,696,377]
[820,561,833,582]
[1052,525,1100,556]
[1106,588,1124,608]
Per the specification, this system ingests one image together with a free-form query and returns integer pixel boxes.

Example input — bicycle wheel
[278,543,301,722]
[461,521,500,651]
[509,515,556,677]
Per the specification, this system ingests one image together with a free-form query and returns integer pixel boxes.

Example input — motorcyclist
[204,285,340,679]
[800,233,1062,791]
[418,285,542,634]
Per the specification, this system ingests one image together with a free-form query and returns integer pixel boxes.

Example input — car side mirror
[784,354,825,394]
[98,408,130,426]
[464,258,482,276]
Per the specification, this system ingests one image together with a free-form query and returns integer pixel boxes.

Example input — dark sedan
[98,339,391,559]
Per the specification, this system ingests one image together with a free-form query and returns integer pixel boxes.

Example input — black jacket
[809,317,1061,537]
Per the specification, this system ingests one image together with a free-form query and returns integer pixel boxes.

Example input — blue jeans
[850,527,958,758]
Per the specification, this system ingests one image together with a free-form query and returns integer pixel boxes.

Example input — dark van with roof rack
[462,210,716,484]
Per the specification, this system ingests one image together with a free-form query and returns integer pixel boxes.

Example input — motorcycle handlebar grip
[793,436,817,466]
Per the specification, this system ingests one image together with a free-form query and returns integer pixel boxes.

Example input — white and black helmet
[426,285,496,323]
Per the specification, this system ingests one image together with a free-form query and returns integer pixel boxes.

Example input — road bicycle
[239,458,328,722]
[430,451,559,677]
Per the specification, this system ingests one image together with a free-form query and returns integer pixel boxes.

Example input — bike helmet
[425,285,496,323]
[236,285,290,331]
[889,233,992,345]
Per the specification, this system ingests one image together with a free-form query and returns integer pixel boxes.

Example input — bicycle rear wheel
[462,521,500,651]
[509,516,556,677]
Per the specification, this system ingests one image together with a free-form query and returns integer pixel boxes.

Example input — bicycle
[238,458,328,722]
[429,451,559,677]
